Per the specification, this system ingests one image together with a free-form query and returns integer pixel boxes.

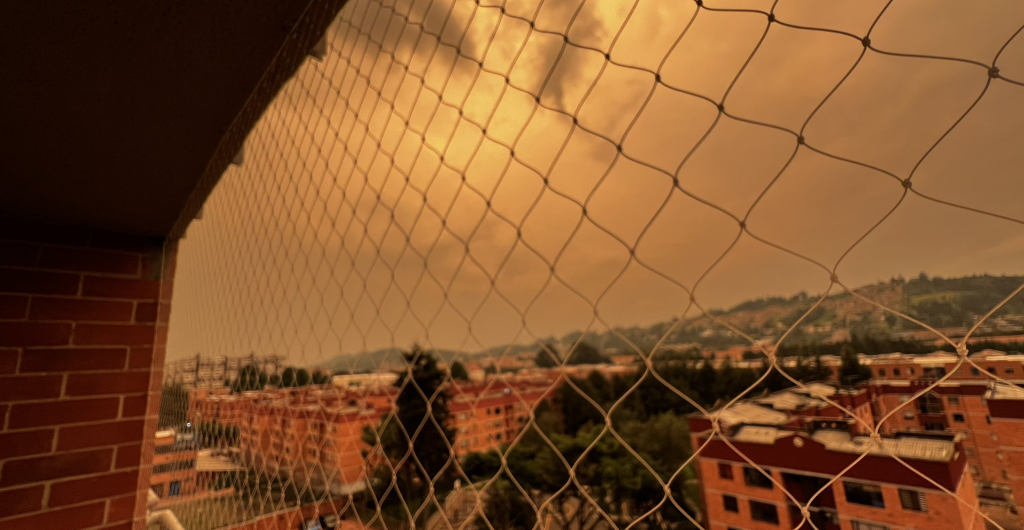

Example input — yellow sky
[166,0,1024,364]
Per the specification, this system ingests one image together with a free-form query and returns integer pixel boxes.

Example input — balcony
[4,1,1024,530]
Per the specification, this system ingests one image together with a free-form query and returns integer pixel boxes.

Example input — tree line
[356,343,872,530]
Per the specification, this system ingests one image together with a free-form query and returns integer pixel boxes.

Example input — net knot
[902,178,913,189]
[861,36,871,47]
[989,66,1000,78]
[956,343,969,357]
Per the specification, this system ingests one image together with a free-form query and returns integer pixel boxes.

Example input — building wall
[696,458,794,530]
[834,473,980,530]
[990,407,1024,524]
[0,220,173,530]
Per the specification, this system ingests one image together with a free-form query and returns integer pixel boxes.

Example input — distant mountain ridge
[325,274,1024,371]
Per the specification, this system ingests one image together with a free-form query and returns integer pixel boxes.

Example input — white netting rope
[159,1,1024,530]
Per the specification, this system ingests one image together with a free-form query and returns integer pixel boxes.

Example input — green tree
[534,344,559,368]
[838,345,872,385]
[477,478,536,530]
[366,346,455,514]
[281,367,298,387]
[462,451,501,481]
[565,341,608,365]
[295,368,311,387]
[450,361,470,381]
[558,377,604,435]
[231,364,267,393]
[311,369,331,385]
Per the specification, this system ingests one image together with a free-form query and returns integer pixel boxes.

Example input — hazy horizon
[165,0,1024,365]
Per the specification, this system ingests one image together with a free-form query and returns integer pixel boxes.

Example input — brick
[135,302,171,323]
[105,494,136,523]
[0,348,17,374]
[39,247,140,275]
[0,295,28,319]
[0,485,45,518]
[65,371,150,396]
[0,374,62,400]
[81,276,159,299]
[0,267,80,295]
[0,500,105,530]
[0,241,39,266]
[133,302,158,323]
[0,322,72,347]
[0,219,90,246]
[121,395,148,417]
[72,324,156,346]
[29,297,134,322]
[57,420,145,451]
[0,448,112,487]
[19,347,128,373]
[48,470,139,507]
[127,347,152,369]
[8,397,120,428]
[0,429,54,459]
[114,443,142,469]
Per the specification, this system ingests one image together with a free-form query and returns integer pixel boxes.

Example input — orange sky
[166,0,1024,363]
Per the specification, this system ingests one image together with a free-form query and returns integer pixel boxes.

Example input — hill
[324,274,1024,369]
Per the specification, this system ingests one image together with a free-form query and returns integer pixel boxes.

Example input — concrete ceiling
[0,2,337,237]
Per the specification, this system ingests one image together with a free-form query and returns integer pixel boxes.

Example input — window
[851,521,889,530]
[952,413,965,423]
[898,489,927,512]
[878,369,886,377]
[948,396,960,406]
[893,368,901,377]
[903,411,914,420]
[749,501,779,525]
[844,482,885,508]
[971,367,980,376]
[718,463,734,480]
[986,415,993,424]
[723,495,739,513]
[924,422,945,431]
[743,467,773,489]
[1006,368,1015,375]
[169,480,182,497]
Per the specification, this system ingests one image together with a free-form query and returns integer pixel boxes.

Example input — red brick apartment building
[861,351,1024,384]
[449,380,551,456]
[186,378,554,490]
[691,380,1024,530]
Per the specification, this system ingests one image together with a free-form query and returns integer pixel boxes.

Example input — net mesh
[157,1,1024,530]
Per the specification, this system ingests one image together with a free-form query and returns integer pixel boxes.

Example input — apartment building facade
[690,384,990,530]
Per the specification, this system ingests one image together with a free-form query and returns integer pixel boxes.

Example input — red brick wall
[0,220,174,530]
